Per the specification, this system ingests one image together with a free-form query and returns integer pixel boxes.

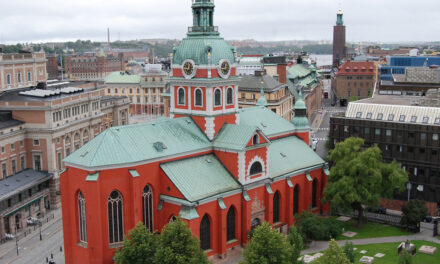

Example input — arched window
[214,89,221,106]
[250,161,262,175]
[312,179,318,208]
[293,185,299,214]
[78,191,87,243]
[142,185,153,232]
[227,207,236,241]
[200,214,210,250]
[178,88,185,105]
[6,74,11,85]
[108,190,123,244]
[253,134,259,145]
[227,88,233,105]
[273,191,280,223]
[169,215,177,223]
[195,89,203,106]
[251,218,260,230]
[115,88,118,93]
[27,72,31,82]
[18,73,22,83]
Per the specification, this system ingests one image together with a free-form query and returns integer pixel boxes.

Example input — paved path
[301,228,440,255]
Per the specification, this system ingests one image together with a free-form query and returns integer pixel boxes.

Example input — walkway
[213,228,440,264]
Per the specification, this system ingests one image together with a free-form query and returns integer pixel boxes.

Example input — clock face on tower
[218,59,231,79]
[182,60,196,79]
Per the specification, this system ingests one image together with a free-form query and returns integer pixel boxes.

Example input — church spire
[256,86,267,107]
[189,0,219,36]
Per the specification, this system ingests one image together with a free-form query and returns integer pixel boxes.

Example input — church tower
[169,0,240,140]
[332,8,346,67]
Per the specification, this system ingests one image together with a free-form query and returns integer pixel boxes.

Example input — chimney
[277,63,287,84]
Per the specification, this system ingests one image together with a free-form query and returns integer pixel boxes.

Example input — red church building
[60,1,329,263]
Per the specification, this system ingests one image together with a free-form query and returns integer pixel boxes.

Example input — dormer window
[399,115,406,122]
[356,112,362,118]
[388,114,394,121]
[253,134,259,145]
[377,113,383,120]
[410,116,417,123]
[366,113,372,119]
[249,162,262,175]
[423,117,429,124]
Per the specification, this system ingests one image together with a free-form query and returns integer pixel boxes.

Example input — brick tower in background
[332,8,346,67]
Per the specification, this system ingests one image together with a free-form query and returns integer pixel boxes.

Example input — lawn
[352,240,440,264]
[335,219,412,240]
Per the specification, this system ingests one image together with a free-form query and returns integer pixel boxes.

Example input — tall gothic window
[250,161,263,175]
[108,190,123,244]
[214,89,221,106]
[200,214,210,250]
[178,88,185,105]
[78,191,87,243]
[195,89,203,106]
[273,191,280,223]
[18,72,22,83]
[227,207,236,241]
[312,179,318,208]
[293,185,299,215]
[142,185,153,232]
[227,88,233,105]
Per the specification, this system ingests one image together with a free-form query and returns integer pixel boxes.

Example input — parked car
[27,217,40,225]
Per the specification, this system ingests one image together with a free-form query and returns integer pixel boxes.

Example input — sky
[0,0,439,44]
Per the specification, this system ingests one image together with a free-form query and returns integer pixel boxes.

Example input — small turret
[336,8,344,26]
[292,89,309,130]
[256,87,267,107]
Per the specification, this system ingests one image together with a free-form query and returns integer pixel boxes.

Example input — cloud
[0,0,438,44]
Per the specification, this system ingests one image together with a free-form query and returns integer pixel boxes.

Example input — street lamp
[39,221,42,241]
[407,182,412,202]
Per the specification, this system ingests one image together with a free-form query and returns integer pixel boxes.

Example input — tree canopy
[401,199,428,230]
[154,217,209,264]
[315,239,351,264]
[114,222,158,264]
[287,225,304,264]
[241,222,293,264]
[323,137,408,227]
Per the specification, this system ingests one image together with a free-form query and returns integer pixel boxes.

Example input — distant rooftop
[0,169,51,200]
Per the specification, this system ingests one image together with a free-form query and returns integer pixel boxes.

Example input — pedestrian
[49,259,56,264]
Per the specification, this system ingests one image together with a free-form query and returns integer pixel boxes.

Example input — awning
[306,172,313,182]
[5,196,43,217]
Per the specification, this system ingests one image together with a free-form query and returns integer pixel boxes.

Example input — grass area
[335,219,412,240]
[352,240,440,264]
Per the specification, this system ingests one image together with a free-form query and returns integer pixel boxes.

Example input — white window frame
[214,88,222,107]
[177,87,186,106]
[194,88,203,107]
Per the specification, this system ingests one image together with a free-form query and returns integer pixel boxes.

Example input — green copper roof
[256,89,268,107]
[292,116,310,129]
[213,124,258,151]
[86,172,99,182]
[105,71,141,84]
[173,36,235,65]
[239,107,295,137]
[268,137,324,178]
[287,64,311,79]
[160,154,240,202]
[64,117,211,168]
[179,206,200,220]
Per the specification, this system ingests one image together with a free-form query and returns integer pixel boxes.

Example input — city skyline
[1,0,439,44]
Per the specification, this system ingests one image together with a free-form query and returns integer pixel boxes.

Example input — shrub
[342,241,356,263]
[301,216,325,240]
[323,218,342,239]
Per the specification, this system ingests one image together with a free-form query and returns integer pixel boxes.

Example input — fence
[342,210,403,227]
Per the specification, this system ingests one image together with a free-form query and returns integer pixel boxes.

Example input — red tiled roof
[337,61,376,76]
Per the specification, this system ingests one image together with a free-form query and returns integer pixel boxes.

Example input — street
[0,210,65,264]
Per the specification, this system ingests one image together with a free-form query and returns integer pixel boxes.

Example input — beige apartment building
[0,52,47,93]
[238,71,293,120]
[105,64,169,117]
[0,82,129,240]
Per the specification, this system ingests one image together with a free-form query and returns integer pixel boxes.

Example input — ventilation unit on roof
[186,119,192,124]
[80,151,89,158]
[206,158,212,163]
[153,142,167,152]
[280,152,287,158]
[260,122,267,128]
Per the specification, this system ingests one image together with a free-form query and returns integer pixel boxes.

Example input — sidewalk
[0,207,63,261]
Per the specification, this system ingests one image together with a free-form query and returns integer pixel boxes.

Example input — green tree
[315,239,351,264]
[154,217,209,264]
[323,137,407,228]
[349,96,359,102]
[114,222,158,264]
[241,222,293,264]
[342,241,356,263]
[401,199,428,230]
[287,225,304,264]
[397,249,414,264]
